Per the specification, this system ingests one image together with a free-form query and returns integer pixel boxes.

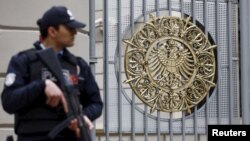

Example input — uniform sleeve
[77,57,103,121]
[1,53,46,114]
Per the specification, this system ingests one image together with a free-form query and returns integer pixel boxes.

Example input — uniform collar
[33,41,77,65]
[33,41,64,55]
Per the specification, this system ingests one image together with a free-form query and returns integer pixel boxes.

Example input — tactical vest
[15,48,78,136]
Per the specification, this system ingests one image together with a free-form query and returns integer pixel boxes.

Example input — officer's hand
[68,118,79,138]
[68,116,94,138]
[83,116,94,130]
[44,79,68,113]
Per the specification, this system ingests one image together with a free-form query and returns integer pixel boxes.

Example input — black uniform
[1,41,103,141]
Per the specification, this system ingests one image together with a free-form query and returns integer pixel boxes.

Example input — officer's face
[53,24,77,48]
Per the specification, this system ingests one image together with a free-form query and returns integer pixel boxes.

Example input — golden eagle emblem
[124,15,216,113]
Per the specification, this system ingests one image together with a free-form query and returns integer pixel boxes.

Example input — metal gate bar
[181,0,184,17]
[227,0,233,125]
[215,0,222,125]
[89,0,97,140]
[156,0,160,17]
[182,111,186,141]
[240,0,250,124]
[169,0,173,16]
[117,0,123,141]
[169,2,173,141]
[180,1,186,140]
[155,1,161,140]
[191,1,199,141]
[130,1,136,140]
[103,0,110,140]
[142,1,149,141]
[203,0,209,141]
[157,111,161,141]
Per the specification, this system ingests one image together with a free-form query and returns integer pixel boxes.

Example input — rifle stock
[37,48,91,141]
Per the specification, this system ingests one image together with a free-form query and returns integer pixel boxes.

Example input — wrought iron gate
[100,0,240,141]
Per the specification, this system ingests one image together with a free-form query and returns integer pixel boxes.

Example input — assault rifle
[37,48,91,141]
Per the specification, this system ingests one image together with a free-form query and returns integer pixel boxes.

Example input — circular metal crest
[124,15,216,113]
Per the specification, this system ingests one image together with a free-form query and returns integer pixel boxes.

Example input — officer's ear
[47,26,59,38]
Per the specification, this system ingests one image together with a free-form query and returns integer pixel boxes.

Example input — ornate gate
[101,0,240,140]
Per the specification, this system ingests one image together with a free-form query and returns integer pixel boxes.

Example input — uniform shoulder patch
[5,73,16,86]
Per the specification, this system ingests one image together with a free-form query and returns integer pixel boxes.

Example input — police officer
[1,6,103,141]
